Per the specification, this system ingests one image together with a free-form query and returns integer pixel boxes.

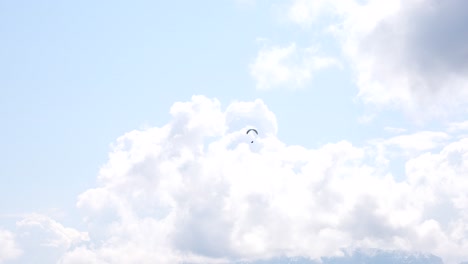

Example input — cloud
[2,97,463,263]
[0,229,22,263]
[249,43,338,90]
[346,0,468,116]
[43,96,468,263]
[373,131,450,157]
[285,0,468,117]
[404,139,468,264]
[447,121,468,133]
[8,214,89,263]
[384,126,407,134]
[287,0,332,27]
[16,214,89,249]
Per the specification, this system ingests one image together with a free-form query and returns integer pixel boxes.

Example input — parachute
[246,128,258,143]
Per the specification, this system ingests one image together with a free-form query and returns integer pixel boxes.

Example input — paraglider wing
[246,128,258,135]
[246,128,258,143]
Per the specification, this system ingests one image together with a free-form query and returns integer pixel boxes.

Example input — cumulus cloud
[47,96,468,263]
[8,213,89,263]
[0,98,457,263]
[249,43,338,90]
[16,214,89,249]
[0,229,22,263]
[286,0,468,117]
[350,0,468,115]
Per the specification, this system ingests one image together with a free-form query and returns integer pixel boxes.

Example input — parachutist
[246,128,258,144]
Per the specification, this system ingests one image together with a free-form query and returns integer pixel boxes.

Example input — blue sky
[1,0,468,263]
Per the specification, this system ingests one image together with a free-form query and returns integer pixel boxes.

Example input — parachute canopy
[246,128,258,143]
[246,128,258,135]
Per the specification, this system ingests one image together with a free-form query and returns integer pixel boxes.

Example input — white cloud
[343,0,468,117]
[16,214,89,249]
[286,0,468,117]
[374,131,450,157]
[3,98,463,263]
[447,120,468,133]
[249,43,338,90]
[384,126,407,134]
[47,96,468,263]
[404,139,468,264]
[0,229,22,263]
[287,0,331,27]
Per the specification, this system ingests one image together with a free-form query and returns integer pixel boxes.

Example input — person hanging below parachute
[246,128,258,143]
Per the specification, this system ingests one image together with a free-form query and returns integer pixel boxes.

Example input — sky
[1,0,468,263]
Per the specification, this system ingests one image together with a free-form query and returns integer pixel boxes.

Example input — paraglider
[246,128,258,143]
